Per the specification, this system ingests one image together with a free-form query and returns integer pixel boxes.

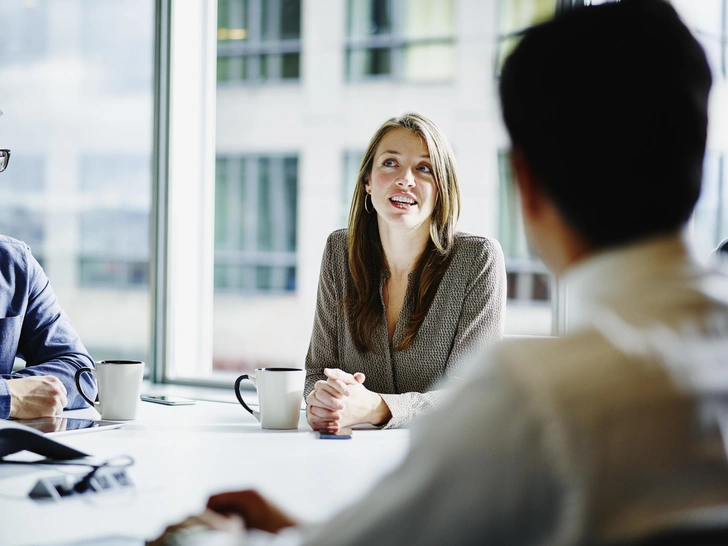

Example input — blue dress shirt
[0,236,96,419]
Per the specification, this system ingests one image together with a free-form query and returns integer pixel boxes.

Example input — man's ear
[510,148,544,218]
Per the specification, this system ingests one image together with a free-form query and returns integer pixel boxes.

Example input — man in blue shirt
[0,149,96,419]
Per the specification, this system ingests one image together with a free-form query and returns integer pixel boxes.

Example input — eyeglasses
[0,150,9,173]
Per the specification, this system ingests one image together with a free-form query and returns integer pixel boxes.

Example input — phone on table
[317,428,352,440]
[140,394,196,406]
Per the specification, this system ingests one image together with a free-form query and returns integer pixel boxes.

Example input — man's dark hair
[499,0,712,249]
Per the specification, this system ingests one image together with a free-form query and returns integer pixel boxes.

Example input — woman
[306,113,506,430]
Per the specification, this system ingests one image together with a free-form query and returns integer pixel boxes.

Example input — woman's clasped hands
[306,368,391,431]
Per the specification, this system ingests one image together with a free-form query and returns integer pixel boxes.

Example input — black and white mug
[234,367,304,430]
[74,360,145,420]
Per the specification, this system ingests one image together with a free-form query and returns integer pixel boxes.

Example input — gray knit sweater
[304,229,506,429]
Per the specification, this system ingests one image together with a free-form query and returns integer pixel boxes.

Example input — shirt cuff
[0,378,11,419]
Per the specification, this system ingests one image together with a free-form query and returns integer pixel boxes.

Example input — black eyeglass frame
[0,150,10,173]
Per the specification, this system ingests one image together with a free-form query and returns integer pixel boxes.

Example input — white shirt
[244,233,728,546]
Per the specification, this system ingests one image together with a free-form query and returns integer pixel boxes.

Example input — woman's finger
[314,381,349,401]
[313,388,346,410]
[308,404,340,421]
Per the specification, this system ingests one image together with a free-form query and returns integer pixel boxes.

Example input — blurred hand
[148,509,244,546]
[207,490,299,533]
[306,368,390,430]
[8,376,67,419]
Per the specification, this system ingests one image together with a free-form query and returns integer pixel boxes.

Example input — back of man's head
[499,0,712,249]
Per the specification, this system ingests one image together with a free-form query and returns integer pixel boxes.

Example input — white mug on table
[74,360,145,420]
[235,367,305,430]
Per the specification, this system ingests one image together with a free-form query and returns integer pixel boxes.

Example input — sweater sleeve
[304,233,342,399]
[379,237,507,429]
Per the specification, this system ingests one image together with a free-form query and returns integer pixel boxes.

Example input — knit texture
[305,229,506,428]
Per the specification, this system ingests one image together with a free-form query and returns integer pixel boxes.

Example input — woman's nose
[396,169,416,188]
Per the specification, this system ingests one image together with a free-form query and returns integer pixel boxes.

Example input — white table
[0,396,410,546]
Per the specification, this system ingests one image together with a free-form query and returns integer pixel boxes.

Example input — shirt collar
[561,232,696,333]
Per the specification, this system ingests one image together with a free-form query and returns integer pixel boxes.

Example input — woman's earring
[365,193,373,214]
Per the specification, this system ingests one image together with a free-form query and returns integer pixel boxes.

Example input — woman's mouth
[389,195,417,209]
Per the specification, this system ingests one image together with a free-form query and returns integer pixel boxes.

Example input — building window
[342,150,364,227]
[0,1,48,64]
[214,155,298,293]
[346,0,455,82]
[495,0,557,77]
[217,0,301,83]
[498,150,551,303]
[79,210,149,288]
[78,154,151,289]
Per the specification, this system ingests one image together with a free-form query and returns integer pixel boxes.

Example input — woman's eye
[418,164,432,173]
[383,159,396,167]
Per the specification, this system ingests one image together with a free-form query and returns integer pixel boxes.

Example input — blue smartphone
[317,428,352,439]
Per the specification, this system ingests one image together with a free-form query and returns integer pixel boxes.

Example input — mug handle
[74,367,98,407]
[234,375,259,419]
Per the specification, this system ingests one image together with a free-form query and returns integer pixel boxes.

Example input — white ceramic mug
[74,360,145,420]
[235,368,305,430]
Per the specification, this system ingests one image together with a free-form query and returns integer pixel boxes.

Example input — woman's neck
[378,221,430,277]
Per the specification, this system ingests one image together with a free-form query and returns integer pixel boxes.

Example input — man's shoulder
[0,235,31,261]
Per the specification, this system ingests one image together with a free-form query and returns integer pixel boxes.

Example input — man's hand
[207,490,299,533]
[8,376,68,418]
[306,368,391,431]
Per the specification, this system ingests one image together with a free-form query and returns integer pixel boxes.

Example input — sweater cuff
[377,393,412,430]
[0,379,11,419]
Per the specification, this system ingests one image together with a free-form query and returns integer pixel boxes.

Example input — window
[693,152,727,258]
[0,1,154,364]
[0,1,48,63]
[78,154,151,289]
[346,0,455,81]
[217,0,302,83]
[496,0,557,76]
[498,150,552,334]
[79,210,149,288]
[342,150,364,226]
[214,155,298,293]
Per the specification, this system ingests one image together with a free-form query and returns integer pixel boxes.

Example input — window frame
[152,0,218,384]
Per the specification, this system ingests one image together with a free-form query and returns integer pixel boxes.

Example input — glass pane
[213,155,298,371]
[499,0,557,36]
[257,157,273,251]
[280,0,302,40]
[496,0,557,76]
[348,0,392,38]
[0,1,153,364]
[213,0,555,381]
[671,0,727,78]
[669,2,728,260]
[693,153,727,259]
[347,47,391,78]
[218,0,248,42]
[281,53,300,79]
[260,54,275,80]
[0,1,48,63]
[402,43,455,82]
[342,151,363,227]
[498,150,551,334]
[403,0,454,40]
